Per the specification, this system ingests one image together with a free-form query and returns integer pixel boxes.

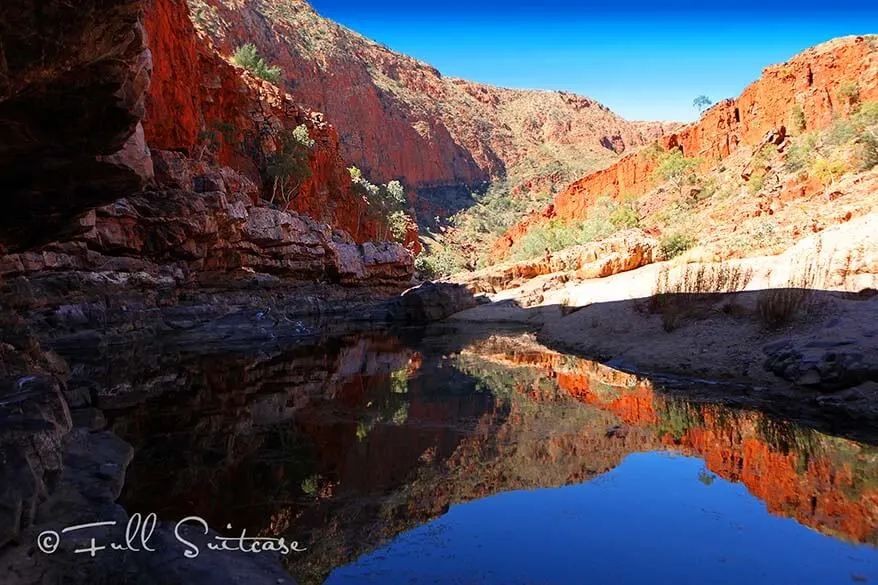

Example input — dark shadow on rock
[0,0,151,251]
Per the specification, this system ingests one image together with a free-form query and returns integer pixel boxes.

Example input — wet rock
[763,341,878,391]
[0,444,38,548]
[0,374,72,548]
[70,408,107,431]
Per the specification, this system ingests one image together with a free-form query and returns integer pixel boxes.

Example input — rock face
[0,0,419,301]
[386,282,484,324]
[0,152,413,285]
[142,0,415,248]
[0,0,153,251]
[184,0,673,216]
[492,36,878,260]
[458,230,660,294]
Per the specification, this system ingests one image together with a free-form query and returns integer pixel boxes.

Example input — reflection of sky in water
[327,452,878,585]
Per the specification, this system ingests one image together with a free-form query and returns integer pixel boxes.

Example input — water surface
[77,327,877,584]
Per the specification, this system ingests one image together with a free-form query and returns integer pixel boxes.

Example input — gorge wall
[184,0,674,217]
[142,0,415,247]
[0,0,153,251]
[491,36,878,259]
[0,0,421,284]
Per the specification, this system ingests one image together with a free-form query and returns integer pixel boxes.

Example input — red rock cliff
[182,0,672,215]
[492,36,878,260]
[142,0,420,249]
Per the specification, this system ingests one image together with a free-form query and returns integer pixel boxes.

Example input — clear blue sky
[309,0,876,122]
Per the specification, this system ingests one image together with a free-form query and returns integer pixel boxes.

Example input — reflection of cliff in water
[102,331,877,585]
[461,335,878,547]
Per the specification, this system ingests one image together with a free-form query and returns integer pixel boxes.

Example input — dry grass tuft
[756,252,830,329]
[649,261,754,331]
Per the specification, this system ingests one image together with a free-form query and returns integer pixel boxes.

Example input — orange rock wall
[185,0,674,203]
[142,0,420,250]
[492,37,878,260]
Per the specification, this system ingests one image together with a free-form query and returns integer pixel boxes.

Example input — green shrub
[414,248,465,279]
[513,221,583,258]
[652,149,701,195]
[440,180,555,267]
[644,142,666,161]
[386,210,410,241]
[232,43,282,83]
[266,124,314,205]
[748,169,766,195]
[651,201,690,228]
[783,133,818,172]
[349,169,415,243]
[508,197,618,261]
[749,217,781,248]
[753,143,776,164]
[790,104,806,133]
[852,101,878,128]
[659,233,696,259]
[825,119,856,146]
[855,131,878,171]
[695,176,718,201]
[837,80,860,105]
[693,95,712,113]
[609,204,640,229]
[811,158,848,186]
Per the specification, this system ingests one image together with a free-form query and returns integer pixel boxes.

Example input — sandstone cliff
[184,0,673,216]
[143,0,420,248]
[492,36,878,259]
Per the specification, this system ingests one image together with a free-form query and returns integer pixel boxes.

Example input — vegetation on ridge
[266,124,315,206]
[232,43,283,83]
[348,167,415,243]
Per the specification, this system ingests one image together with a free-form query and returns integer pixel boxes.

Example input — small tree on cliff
[653,149,701,196]
[349,169,413,242]
[232,43,283,83]
[693,95,712,113]
[266,124,315,206]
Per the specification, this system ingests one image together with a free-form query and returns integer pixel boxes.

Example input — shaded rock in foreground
[387,282,485,324]
[763,339,878,391]
[0,0,152,251]
[0,153,414,286]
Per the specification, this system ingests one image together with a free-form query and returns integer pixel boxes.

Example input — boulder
[96,122,155,183]
[387,282,483,324]
[152,150,195,189]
